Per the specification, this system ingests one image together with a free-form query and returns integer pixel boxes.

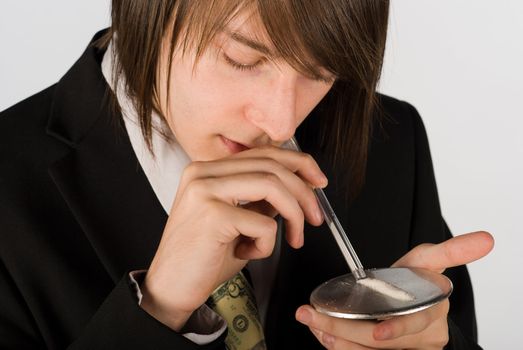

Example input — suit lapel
[46,31,167,283]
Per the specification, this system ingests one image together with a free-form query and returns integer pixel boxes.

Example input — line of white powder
[357,277,415,301]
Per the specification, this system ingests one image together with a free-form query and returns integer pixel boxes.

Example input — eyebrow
[228,31,273,56]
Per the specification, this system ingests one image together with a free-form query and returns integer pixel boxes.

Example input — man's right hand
[140,145,328,330]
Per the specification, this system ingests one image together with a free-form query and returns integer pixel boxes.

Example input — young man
[0,1,492,349]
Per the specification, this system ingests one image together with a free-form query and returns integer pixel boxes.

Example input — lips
[220,135,251,153]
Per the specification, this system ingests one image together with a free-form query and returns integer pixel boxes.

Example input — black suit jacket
[0,32,481,349]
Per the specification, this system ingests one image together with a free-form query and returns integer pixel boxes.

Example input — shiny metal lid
[310,267,453,320]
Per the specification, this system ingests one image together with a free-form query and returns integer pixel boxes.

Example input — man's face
[157,14,334,161]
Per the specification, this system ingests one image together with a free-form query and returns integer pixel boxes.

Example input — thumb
[392,231,494,273]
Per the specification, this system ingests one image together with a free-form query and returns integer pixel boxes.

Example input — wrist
[139,277,195,331]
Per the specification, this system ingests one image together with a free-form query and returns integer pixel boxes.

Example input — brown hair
[97,0,389,202]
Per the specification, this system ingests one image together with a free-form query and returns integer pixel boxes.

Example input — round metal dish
[310,267,453,320]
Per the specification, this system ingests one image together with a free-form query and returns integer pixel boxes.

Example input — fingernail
[374,326,392,341]
[297,308,312,324]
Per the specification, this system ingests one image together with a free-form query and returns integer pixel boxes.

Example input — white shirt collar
[101,41,191,214]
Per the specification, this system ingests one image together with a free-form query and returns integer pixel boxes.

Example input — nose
[244,73,298,142]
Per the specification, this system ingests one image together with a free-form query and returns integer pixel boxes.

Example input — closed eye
[224,51,336,84]
[223,53,263,71]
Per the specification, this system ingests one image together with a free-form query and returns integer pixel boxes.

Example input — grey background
[1,1,521,348]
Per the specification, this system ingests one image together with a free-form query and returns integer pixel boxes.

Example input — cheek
[163,57,254,160]
[165,73,215,138]
[168,60,249,130]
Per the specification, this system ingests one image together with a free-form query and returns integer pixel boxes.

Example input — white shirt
[101,41,281,344]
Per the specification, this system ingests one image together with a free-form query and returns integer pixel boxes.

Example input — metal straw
[285,137,367,280]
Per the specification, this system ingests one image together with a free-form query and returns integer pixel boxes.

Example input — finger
[373,299,449,341]
[235,158,323,226]
[230,145,329,188]
[310,327,376,350]
[199,173,305,248]
[296,305,377,346]
[408,314,449,349]
[372,314,449,349]
[298,304,450,350]
[181,158,324,226]
[392,231,494,272]
[214,202,278,260]
[309,327,332,349]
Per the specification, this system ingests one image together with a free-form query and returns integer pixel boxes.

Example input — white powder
[357,277,415,302]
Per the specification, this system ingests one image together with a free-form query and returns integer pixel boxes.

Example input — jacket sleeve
[0,260,226,349]
[66,274,227,350]
[407,102,482,350]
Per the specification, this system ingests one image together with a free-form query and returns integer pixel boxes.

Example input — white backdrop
[1,1,521,348]
[379,3,522,349]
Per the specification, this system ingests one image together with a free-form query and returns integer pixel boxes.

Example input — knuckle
[258,243,274,258]
[422,317,449,349]
[266,218,278,235]
[262,157,286,173]
[184,178,209,199]
[440,330,450,347]
[183,161,204,179]
[303,153,321,172]
[298,152,317,170]
[431,323,450,348]
[437,333,450,348]
[261,172,281,186]
[301,152,315,165]
[436,316,450,347]
[256,232,277,257]
[180,162,205,188]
